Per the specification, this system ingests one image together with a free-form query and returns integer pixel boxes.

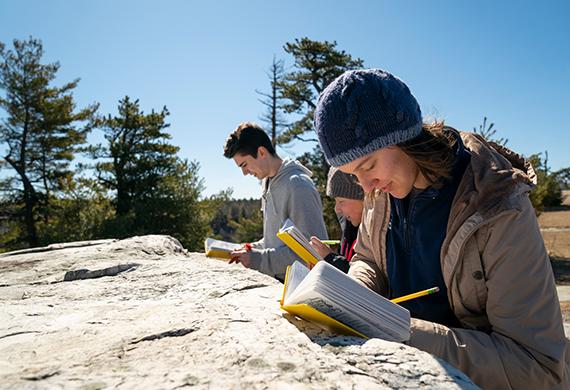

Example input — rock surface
[0,235,477,389]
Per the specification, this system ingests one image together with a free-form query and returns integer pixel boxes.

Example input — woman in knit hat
[314,68,568,389]
[309,167,364,273]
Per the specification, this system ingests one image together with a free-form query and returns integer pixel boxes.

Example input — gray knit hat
[326,167,364,200]
[315,69,422,167]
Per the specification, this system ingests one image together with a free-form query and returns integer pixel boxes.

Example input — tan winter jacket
[349,131,569,389]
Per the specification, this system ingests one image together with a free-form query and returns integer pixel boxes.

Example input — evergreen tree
[228,208,263,243]
[93,96,178,217]
[0,37,97,247]
[130,159,207,251]
[40,176,113,244]
[256,56,288,147]
[92,97,208,250]
[529,152,562,211]
[278,37,363,144]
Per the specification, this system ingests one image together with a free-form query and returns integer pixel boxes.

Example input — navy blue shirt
[386,133,470,327]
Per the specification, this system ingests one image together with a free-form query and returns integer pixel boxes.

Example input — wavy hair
[398,121,457,188]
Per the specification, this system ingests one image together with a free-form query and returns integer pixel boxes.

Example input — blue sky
[1,0,569,199]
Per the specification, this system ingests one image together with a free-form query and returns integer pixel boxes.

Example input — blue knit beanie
[314,69,422,167]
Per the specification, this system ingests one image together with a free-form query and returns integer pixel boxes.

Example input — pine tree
[93,96,178,217]
[0,37,97,247]
[278,38,363,144]
[92,97,208,250]
[256,56,288,147]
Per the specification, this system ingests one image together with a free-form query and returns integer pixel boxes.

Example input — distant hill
[210,198,262,242]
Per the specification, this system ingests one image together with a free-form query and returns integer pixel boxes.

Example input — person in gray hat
[314,68,568,389]
[310,167,364,273]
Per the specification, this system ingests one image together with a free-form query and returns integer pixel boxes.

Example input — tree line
[0,37,224,252]
[1,36,567,253]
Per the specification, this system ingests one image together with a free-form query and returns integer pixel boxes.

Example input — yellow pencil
[390,287,440,304]
[320,240,341,245]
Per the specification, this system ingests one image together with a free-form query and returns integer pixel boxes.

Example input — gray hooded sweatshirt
[248,157,328,280]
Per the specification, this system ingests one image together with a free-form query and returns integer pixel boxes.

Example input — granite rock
[0,235,477,389]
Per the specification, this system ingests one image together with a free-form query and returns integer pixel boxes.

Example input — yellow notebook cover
[204,238,241,260]
[280,264,366,339]
[205,249,232,259]
[280,265,292,306]
[277,230,319,266]
[281,303,367,339]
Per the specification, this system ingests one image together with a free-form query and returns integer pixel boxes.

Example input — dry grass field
[538,210,570,229]
[541,191,570,285]
[541,191,570,335]
[540,214,570,260]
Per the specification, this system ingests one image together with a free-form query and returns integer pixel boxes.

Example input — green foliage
[210,197,263,242]
[199,188,233,238]
[38,177,113,245]
[277,38,364,145]
[91,97,209,251]
[228,208,264,243]
[133,159,208,252]
[528,152,562,211]
[0,37,98,248]
[92,96,178,216]
[0,198,24,252]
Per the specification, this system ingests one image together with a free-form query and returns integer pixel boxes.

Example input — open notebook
[280,261,411,341]
[276,219,324,267]
[204,237,241,259]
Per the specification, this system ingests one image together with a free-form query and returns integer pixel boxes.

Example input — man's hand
[310,236,333,258]
[229,249,252,268]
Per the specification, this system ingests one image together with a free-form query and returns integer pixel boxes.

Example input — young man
[223,122,328,281]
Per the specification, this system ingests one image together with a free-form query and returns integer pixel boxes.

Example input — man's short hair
[223,122,276,159]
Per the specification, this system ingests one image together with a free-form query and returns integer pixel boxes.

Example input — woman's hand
[310,236,333,258]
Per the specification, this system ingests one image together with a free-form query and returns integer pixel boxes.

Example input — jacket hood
[462,131,535,204]
[276,156,313,179]
[260,157,314,215]
[262,157,312,193]
[446,130,537,235]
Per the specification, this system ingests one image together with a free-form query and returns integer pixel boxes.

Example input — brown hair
[398,121,457,188]
[223,122,276,159]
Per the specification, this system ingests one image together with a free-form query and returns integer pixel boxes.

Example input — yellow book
[280,263,365,338]
[281,303,367,338]
[276,219,324,267]
[280,261,410,341]
[204,237,241,260]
